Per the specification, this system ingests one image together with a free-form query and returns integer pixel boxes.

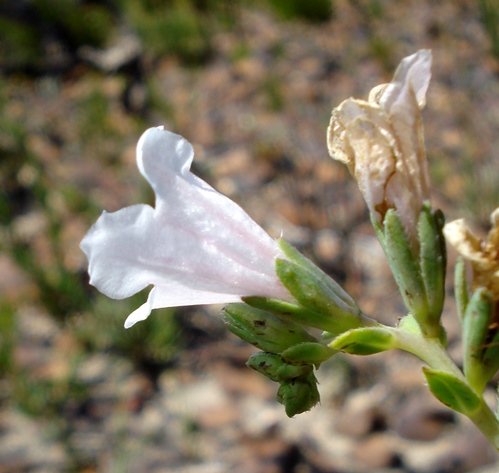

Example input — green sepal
[423,367,481,415]
[418,204,446,324]
[383,209,432,335]
[246,352,312,382]
[224,303,316,354]
[463,288,495,393]
[454,257,469,324]
[247,352,320,417]
[281,342,335,365]
[276,362,313,380]
[246,352,284,382]
[278,239,357,309]
[243,296,352,334]
[482,327,499,381]
[329,326,397,355]
[275,257,365,335]
[398,313,423,335]
[277,371,320,417]
[370,213,385,247]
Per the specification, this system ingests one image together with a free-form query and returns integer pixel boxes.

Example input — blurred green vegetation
[266,0,334,22]
[480,0,499,59]
[0,0,335,72]
[33,0,114,48]
[0,1,498,468]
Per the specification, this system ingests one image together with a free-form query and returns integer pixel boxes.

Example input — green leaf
[329,326,396,355]
[281,342,335,365]
[423,368,481,414]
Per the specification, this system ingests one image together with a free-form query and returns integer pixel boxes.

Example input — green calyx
[223,303,315,354]
[266,239,371,335]
[277,371,320,417]
[247,352,320,417]
[418,204,446,323]
[374,205,446,339]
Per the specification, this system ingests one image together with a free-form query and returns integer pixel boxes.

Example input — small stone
[392,393,455,441]
[79,34,142,72]
[354,434,398,469]
[335,388,387,438]
[313,228,342,263]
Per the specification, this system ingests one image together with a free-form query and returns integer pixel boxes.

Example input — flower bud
[277,371,320,417]
[247,352,321,417]
[247,352,315,384]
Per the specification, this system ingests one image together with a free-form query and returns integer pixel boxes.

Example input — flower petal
[329,98,397,215]
[443,219,486,266]
[379,50,431,212]
[136,126,196,194]
[444,209,499,298]
[80,204,157,299]
[124,286,241,328]
[377,49,432,111]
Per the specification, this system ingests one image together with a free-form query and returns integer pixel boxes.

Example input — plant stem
[391,327,499,450]
[468,399,499,450]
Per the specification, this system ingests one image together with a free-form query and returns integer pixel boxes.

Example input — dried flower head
[444,208,499,299]
[327,50,432,246]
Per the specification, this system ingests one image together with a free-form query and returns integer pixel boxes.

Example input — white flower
[81,126,289,328]
[328,50,432,246]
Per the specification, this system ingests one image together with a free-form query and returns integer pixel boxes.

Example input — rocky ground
[1,1,499,472]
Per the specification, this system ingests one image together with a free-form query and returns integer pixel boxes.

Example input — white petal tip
[124,298,153,329]
[124,318,135,329]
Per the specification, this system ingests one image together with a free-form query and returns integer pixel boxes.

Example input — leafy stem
[390,324,499,450]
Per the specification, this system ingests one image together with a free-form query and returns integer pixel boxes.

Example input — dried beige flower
[444,208,499,299]
[327,50,432,247]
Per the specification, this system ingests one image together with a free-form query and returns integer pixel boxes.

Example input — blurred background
[1,0,499,472]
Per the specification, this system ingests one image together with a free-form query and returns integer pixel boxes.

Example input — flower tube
[81,126,289,328]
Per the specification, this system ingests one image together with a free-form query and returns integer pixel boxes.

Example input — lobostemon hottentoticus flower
[80,126,290,328]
